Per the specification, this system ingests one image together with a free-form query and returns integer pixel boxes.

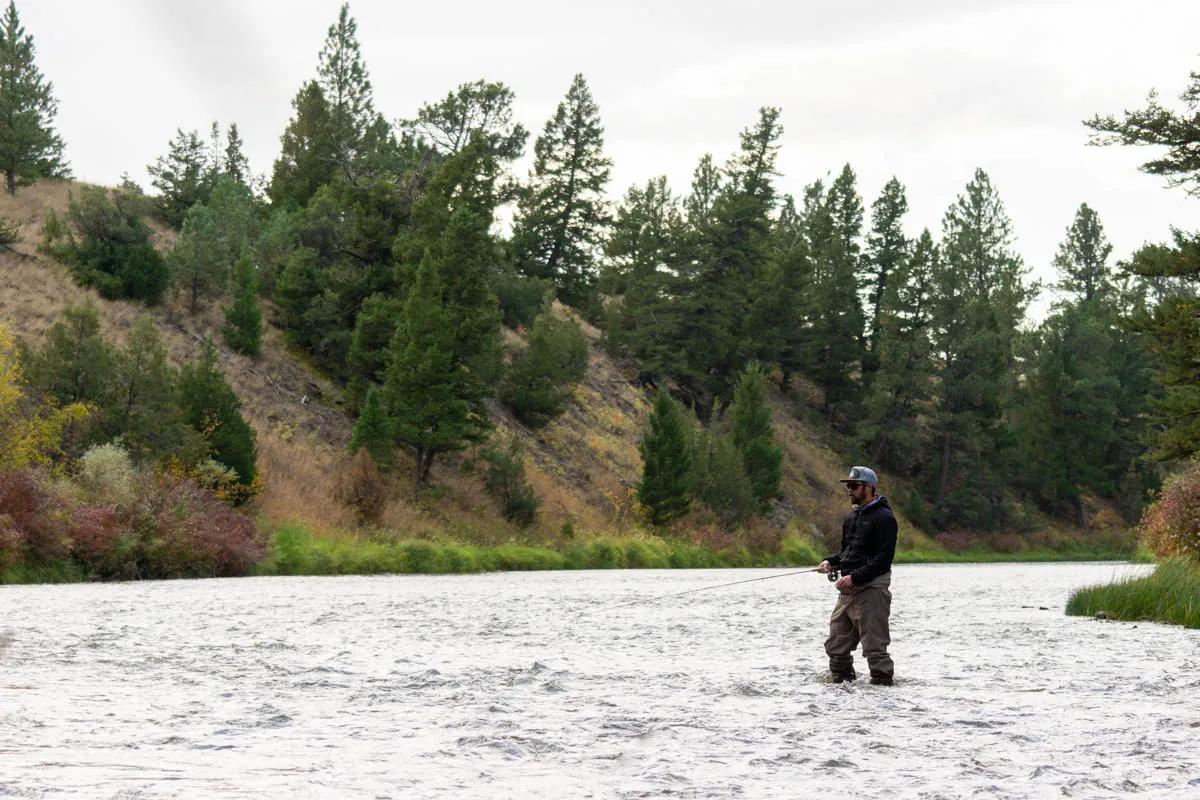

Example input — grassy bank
[1065,559,1200,629]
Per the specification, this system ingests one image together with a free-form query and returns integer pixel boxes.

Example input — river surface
[2,563,1198,799]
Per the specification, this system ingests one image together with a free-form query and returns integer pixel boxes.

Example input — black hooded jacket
[825,495,897,586]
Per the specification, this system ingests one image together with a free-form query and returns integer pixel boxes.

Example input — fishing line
[578,566,834,617]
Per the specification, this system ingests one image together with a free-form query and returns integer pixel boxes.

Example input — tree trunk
[5,170,14,195]
[412,449,425,498]
[936,431,952,510]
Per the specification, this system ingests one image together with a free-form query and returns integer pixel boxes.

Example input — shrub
[494,270,554,328]
[0,468,66,562]
[60,187,170,303]
[0,514,22,573]
[77,443,137,508]
[500,307,588,427]
[1139,462,1200,562]
[482,438,540,527]
[334,449,388,525]
[0,215,20,247]
[68,504,126,576]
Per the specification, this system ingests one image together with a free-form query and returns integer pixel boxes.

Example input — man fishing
[818,466,897,686]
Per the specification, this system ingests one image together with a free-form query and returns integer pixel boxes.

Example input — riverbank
[1065,559,1200,629]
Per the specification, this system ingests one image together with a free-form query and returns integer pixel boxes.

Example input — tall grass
[1066,559,1200,629]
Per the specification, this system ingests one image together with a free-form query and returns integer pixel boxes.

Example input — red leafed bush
[1139,462,1200,562]
[68,504,126,576]
[0,514,22,572]
[0,469,67,562]
[135,474,265,578]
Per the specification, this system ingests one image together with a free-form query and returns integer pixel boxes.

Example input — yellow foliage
[0,324,88,468]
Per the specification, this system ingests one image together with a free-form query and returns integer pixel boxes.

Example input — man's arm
[849,512,897,585]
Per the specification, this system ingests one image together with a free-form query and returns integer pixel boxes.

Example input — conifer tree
[684,152,723,228]
[404,79,528,162]
[0,1,67,194]
[863,177,910,375]
[176,339,257,485]
[106,316,195,463]
[223,252,263,356]
[384,256,485,491]
[637,388,693,524]
[730,362,782,508]
[317,3,378,180]
[171,203,226,313]
[147,128,212,227]
[349,383,394,470]
[223,123,250,185]
[512,74,612,308]
[270,80,337,208]
[500,307,588,428]
[23,299,113,406]
[1053,203,1113,303]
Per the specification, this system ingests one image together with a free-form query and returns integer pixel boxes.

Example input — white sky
[26,0,1200,319]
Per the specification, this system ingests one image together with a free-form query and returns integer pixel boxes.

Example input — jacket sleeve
[850,511,896,585]
[826,516,850,567]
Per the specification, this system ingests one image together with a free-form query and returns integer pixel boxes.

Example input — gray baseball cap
[839,466,878,485]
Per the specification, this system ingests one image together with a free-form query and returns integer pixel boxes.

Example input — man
[819,466,897,686]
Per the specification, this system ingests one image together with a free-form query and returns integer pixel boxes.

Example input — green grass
[0,560,85,584]
[895,546,1139,564]
[1066,559,1200,629]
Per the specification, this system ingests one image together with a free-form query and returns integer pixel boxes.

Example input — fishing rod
[582,565,839,616]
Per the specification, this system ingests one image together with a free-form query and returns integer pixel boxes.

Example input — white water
[2,563,1198,798]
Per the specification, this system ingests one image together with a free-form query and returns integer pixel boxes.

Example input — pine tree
[500,307,588,428]
[863,177,910,376]
[1053,203,1113,303]
[317,3,377,180]
[482,438,540,527]
[0,1,67,194]
[684,152,723,228]
[860,229,937,473]
[223,123,250,185]
[171,204,226,313]
[270,80,337,208]
[637,388,693,524]
[384,256,486,492]
[349,383,394,470]
[223,252,263,356]
[749,196,809,390]
[928,169,1033,527]
[147,128,212,227]
[105,316,195,463]
[512,74,612,309]
[176,339,257,485]
[404,78,528,162]
[730,362,782,508]
[23,299,114,407]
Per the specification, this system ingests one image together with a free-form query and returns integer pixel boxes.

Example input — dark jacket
[825,495,897,586]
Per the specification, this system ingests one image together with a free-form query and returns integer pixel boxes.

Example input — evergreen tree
[748,196,810,390]
[404,79,528,162]
[147,128,212,227]
[928,169,1032,527]
[317,3,378,180]
[223,123,250,185]
[637,388,693,524]
[0,1,67,194]
[1053,203,1114,303]
[500,307,588,428]
[691,424,756,530]
[684,153,723,228]
[349,383,395,470]
[863,177,910,375]
[23,299,113,406]
[482,438,540,527]
[176,339,257,485]
[61,186,169,302]
[105,316,196,463]
[270,80,337,208]
[805,165,866,415]
[223,252,263,356]
[171,203,226,312]
[384,256,486,492]
[512,74,612,308]
[859,229,937,473]
[729,362,782,507]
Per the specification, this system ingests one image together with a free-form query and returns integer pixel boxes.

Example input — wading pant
[824,572,893,680]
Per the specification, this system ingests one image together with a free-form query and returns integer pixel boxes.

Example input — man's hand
[835,574,855,592]
[819,560,831,574]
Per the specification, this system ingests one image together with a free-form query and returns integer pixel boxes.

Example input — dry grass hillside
[0,180,921,551]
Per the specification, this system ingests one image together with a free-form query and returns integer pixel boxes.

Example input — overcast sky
[25,0,1200,318]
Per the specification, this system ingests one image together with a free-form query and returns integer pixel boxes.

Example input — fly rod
[580,566,838,616]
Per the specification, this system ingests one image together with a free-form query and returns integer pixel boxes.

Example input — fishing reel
[827,567,840,583]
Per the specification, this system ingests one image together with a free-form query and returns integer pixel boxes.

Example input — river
[2,563,1197,798]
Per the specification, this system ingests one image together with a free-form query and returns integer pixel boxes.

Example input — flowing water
[2,563,1198,798]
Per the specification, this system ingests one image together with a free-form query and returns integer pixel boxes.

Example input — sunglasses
[846,481,864,489]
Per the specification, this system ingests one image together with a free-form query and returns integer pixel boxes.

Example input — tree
[171,203,226,312]
[147,128,212,227]
[176,339,257,485]
[384,257,486,492]
[23,299,113,406]
[349,383,394,470]
[105,316,196,463]
[512,74,612,308]
[223,123,250,185]
[223,252,263,356]
[404,79,528,163]
[0,1,67,194]
[729,362,782,508]
[0,324,85,468]
[1054,203,1113,303]
[863,177,910,375]
[270,80,337,208]
[60,186,169,302]
[500,307,588,427]
[316,3,379,180]
[482,438,540,527]
[691,424,756,530]
[637,389,693,524]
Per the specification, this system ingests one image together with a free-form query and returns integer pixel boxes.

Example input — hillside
[0,181,1128,557]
